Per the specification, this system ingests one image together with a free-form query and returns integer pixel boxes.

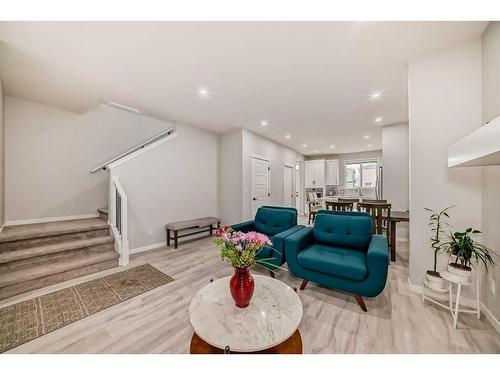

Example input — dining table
[387,210,409,262]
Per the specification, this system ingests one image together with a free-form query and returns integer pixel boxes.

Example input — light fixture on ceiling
[196,86,211,98]
[285,134,291,139]
[370,91,384,99]
[260,120,269,127]
[374,117,383,123]
[364,135,370,139]
[330,145,336,149]
[367,144,372,147]
[303,144,308,148]
[314,150,319,154]
[105,101,142,115]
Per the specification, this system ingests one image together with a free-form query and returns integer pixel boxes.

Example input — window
[345,160,378,189]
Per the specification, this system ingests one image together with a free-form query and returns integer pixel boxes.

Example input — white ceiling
[0,21,488,154]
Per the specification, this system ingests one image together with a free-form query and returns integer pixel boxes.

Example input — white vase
[426,271,445,290]
[447,263,472,283]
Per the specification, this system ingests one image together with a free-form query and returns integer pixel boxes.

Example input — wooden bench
[165,217,221,249]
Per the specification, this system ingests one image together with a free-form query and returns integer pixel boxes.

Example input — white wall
[112,122,219,251]
[382,123,409,239]
[241,129,303,221]
[408,38,483,285]
[0,75,4,228]
[480,22,500,323]
[218,129,243,225]
[4,97,172,223]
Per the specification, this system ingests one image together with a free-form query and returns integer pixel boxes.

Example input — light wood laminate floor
[2,224,499,353]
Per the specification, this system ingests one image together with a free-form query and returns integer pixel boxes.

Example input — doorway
[251,156,271,217]
[283,164,294,207]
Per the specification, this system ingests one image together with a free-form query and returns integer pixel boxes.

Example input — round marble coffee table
[189,275,303,353]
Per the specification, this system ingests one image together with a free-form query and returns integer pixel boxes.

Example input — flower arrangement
[214,226,274,269]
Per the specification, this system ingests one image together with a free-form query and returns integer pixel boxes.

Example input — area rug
[0,263,174,353]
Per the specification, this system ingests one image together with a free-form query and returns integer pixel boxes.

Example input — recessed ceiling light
[370,91,384,99]
[196,86,211,98]
[314,150,319,154]
[303,144,308,148]
[285,134,291,139]
[330,145,336,149]
[368,144,372,147]
[374,117,383,123]
[260,120,269,127]
[364,135,370,139]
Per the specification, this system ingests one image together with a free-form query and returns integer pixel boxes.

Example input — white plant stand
[422,271,480,329]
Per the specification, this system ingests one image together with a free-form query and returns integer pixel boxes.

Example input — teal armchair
[285,210,388,311]
[231,206,305,277]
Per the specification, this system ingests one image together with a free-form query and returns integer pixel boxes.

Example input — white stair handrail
[91,127,176,173]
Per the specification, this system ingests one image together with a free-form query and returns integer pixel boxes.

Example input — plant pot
[426,270,445,290]
[229,267,254,308]
[448,263,472,283]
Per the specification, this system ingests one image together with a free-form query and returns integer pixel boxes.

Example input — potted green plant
[424,206,453,289]
[442,228,497,283]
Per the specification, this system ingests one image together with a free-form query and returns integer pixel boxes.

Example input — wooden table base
[190,330,303,354]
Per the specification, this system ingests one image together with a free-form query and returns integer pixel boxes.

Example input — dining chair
[338,198,359,203]
[357,202,392,247]
[307,192,322,225]
[325,201,354,212]
[362,199,387,203]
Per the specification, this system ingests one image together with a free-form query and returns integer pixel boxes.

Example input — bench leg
[209,225,213,236]
[167,229,171,246]
[174,230,178,249]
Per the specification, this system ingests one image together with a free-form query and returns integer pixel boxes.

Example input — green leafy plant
[424,206,453,274]
[442,228,497,270]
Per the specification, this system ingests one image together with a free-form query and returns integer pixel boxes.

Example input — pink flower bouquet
[214,226,274,269]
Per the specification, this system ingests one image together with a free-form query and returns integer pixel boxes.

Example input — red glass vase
[229,267,255,308]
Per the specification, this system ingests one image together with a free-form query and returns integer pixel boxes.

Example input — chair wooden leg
[269,270,276,279]
[354,295,367,312]
[300,279,309,290]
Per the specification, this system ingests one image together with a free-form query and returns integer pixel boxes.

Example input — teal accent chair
[285,210,388,311]
[231,206,305,277]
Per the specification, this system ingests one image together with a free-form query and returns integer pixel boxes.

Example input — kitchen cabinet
[305,160,325,188]
[325,159,340,185]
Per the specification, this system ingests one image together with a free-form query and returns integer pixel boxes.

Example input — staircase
[0,216,119,300]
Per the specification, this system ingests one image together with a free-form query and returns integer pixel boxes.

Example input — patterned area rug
[0,264,174,353]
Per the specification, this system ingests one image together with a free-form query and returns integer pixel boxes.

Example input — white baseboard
[5,213,100,226]
[481,302,500,335]
[130,241,167,255]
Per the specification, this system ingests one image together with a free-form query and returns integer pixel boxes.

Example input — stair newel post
[110,175,129,267]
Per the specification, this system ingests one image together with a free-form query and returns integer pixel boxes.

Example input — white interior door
[295,163,303,214]
[283,165,294,207]
[251,157,271,217]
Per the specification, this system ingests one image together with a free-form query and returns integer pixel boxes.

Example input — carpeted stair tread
[0,236,114,264]
[0,218,109,244]
[0,245,119,288]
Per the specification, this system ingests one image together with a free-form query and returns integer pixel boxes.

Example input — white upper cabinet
[325,159,340,185]
[305,160,325,188]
